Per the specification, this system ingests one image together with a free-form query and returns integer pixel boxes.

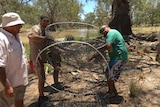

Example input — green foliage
[129,0,160,26]
[84,12,96,24]
[24,44,30,59]
[44,63,54,73]
[93,0,160,26]
[33,0,82,23]
[85,0,112,26]
[0,0,160,27]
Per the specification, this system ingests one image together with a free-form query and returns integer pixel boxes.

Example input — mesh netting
[45,22,99,41]
[34,22,153,106]
[35,22,109,106]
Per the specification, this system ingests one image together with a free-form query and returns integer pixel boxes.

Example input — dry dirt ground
[24,62,160,107]
[22,33,160,107]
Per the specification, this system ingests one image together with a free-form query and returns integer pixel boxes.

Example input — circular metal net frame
[35,22,109,106]
[34,22,154,106]
[36,41,108,107]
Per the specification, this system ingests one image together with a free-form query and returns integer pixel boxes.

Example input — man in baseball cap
[0,12,28,107]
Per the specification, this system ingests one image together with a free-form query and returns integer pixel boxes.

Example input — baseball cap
[0,12,25,27]
[40,15,49,20]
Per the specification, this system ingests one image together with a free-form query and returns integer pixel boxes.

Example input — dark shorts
[46,51,61,67]
[45,39,62,67]
[105,60,126,81]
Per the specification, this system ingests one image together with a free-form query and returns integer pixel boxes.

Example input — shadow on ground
[27,100,54,107]
[96,91,124,106]
[27,102,38,107]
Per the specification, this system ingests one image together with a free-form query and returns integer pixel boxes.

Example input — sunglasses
[99,27,105,34]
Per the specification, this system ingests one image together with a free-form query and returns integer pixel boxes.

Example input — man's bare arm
[28,33,47,41]
[0,67,13,98]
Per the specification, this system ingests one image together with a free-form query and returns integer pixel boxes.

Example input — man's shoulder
[29,24,41,34]
[0,32,6,41]
[31,24,40,29]
[109,29,123,37]
[0,29,10,39]
[110,29,120,34]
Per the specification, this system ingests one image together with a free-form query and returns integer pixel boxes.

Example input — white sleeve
[0,37,7,67]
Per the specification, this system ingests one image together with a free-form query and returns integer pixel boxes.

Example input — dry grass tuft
[129,79,143,98]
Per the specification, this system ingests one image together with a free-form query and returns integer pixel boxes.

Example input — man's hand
[4,85,14,98]
[28,33,47,42]
[0,67,14,98]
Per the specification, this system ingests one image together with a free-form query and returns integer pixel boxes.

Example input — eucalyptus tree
[82,0,112,26]
[0,0,32,14]
[84,12,96,24]
[156,1,160,25]
[130,0,160,26]
[145,0,160,26]
[0,0,22,15]
[0,0,39,24]
[109,0,132,37]
[88,0,132,43]
[33,0,82,23]
[95,0,112,26]
[130,0,148,26]
[0,0,7,16]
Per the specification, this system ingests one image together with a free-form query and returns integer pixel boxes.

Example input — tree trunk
[109,0,133,43]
